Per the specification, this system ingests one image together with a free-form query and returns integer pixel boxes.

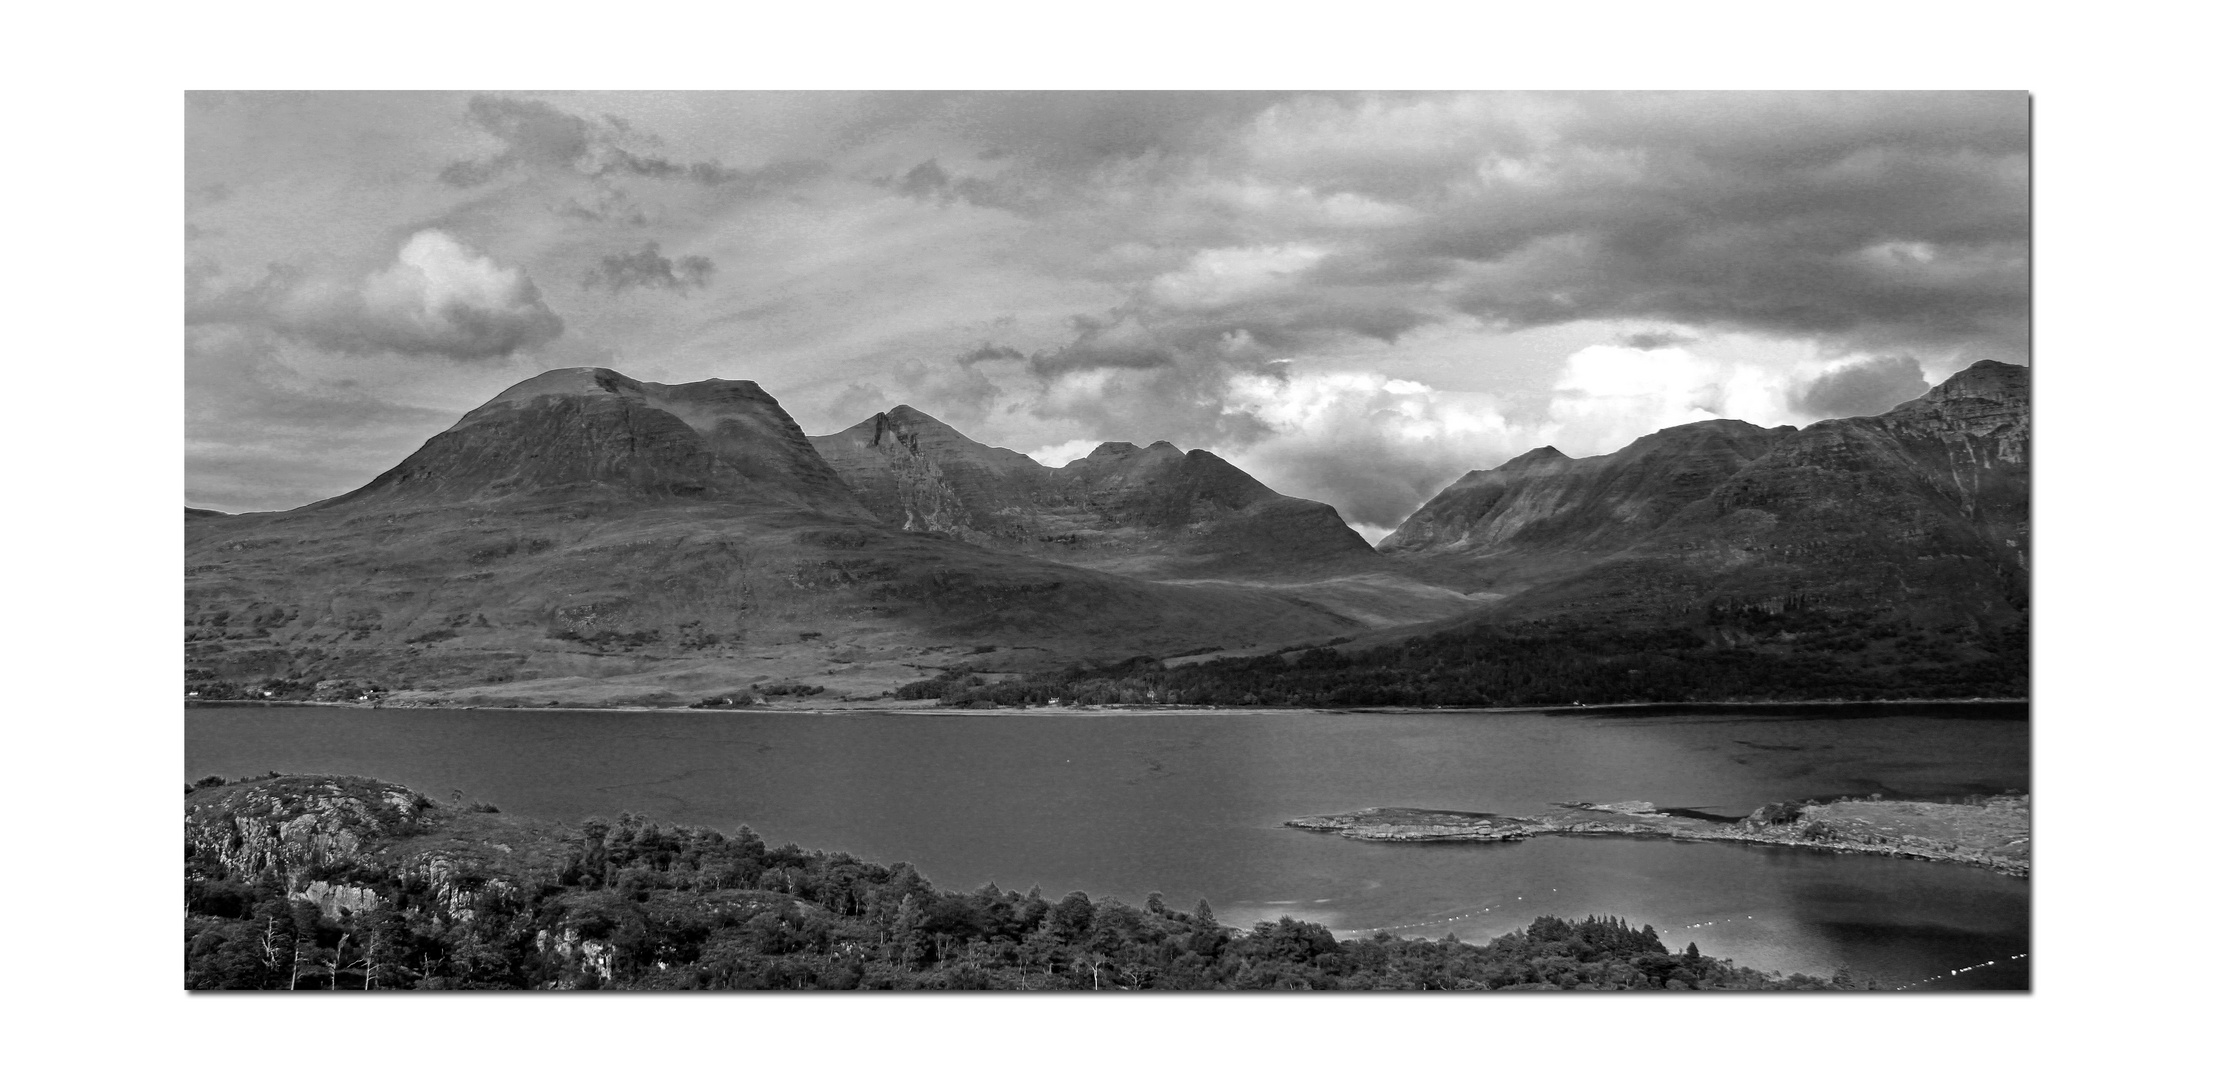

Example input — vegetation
[899,613,2027,708]
[185,776,1871,991]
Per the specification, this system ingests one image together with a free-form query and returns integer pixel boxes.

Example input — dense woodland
[185,777,1869,991]
[902,611,2028,709]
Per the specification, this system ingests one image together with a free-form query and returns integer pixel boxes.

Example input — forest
[185,775,1871,991]
[902,610,2029,709]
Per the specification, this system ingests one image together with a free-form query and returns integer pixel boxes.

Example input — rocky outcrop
[184,776,432,888]
[187,775,575,931]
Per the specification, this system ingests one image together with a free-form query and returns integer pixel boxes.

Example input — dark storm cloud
[1028,311,1180,377]
[1789,355,1932,418]
[585,242,715,293]
[955,343,1026,364]
[1619,330,1696,350]
[187,230,563,361]
[896,159,952,198]
[441,95,825,191]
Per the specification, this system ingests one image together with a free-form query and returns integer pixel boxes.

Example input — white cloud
[1028,438,1097,467]
[1217,369,1521,531]
[1149,243,1329,310]
[1537,344,1797,456]
[190,229,564,361]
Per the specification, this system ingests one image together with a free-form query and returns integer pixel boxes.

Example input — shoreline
[1287,797,2031,878]
[186,695,2029,718]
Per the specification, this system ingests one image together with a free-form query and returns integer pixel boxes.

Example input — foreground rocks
[1288,794,2029,877]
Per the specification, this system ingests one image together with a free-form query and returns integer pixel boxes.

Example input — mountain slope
[810,406,1377,579]
[184,369,1372,706]
[1378,361,2027,631]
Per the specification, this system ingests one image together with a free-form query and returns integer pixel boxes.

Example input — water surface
[186,702,2029,989]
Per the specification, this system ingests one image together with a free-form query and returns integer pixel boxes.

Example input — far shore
[187,696,2028,718]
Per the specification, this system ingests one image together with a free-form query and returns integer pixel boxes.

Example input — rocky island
[1288,794,2028,877]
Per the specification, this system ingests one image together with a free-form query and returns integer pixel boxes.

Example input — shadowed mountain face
[185,369,1376,706]
[1378,360,2029,634]
[810,406,1377,578]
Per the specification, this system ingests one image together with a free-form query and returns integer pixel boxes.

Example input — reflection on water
[186,703,2029,989]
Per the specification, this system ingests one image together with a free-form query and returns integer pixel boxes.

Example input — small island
[1287,795,2028,878]
[186,773,1877,990]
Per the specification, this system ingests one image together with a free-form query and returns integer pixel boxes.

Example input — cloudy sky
[186,91,2027,538]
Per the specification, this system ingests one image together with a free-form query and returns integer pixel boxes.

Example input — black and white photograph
[178,89,2036,996]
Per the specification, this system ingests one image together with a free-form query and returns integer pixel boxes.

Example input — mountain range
[185,361,2027,707]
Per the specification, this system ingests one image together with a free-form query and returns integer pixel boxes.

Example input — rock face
[1378,361,2029,633]
[810,405,1376,578]
[185,776,432,894]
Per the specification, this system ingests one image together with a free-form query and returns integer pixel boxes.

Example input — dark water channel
[186,702,2030,989]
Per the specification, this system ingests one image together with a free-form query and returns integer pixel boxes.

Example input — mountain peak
[319,367,868,518]
[1923,359,2027,405]
[1498,445,1569,472]
[883,404,955,429]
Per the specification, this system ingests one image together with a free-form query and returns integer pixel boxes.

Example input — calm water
[186,702,2030,989]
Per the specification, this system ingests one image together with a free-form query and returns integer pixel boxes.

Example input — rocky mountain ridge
[810,404,1376,577]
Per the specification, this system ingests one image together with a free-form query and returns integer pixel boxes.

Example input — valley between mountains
[184,361,2027,709]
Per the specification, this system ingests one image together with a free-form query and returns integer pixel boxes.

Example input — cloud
[1618,329,1696,350]
[441,94,823,191]
[1216,369,1520,531]
[896,158,952,198]
[189,229,564,361]
[1788,354,1931,418]
[958,91,2025,364]
[585,242,715,293]
[1030,310,1181,376]
[185,325,491,510]
[956,343,1026,364]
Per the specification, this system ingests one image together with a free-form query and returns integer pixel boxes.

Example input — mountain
[809,405,1377,578]
[1377,361,2028,632]
[310,367,871,518]
[1378,421,1793,560]
[959,361,2028,708]
[185,368,1376,707]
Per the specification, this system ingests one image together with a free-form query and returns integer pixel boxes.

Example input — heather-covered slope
[940,363,2029,708]
[185,369,1369,706]
[810,406,1378,579]
[1379,361,2028,635]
